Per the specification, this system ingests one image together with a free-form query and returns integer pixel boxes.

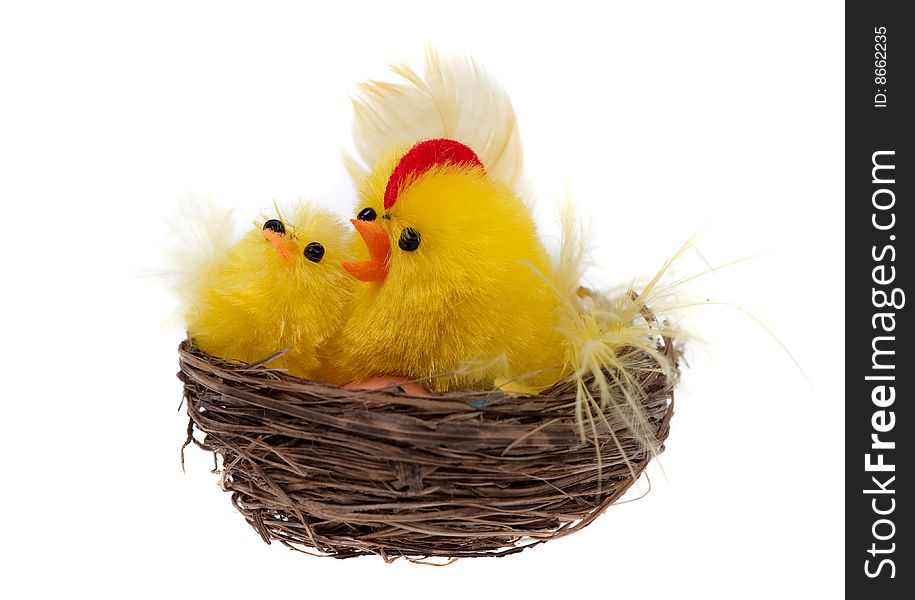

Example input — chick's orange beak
[262,228,292,261]
[342,219,390,282]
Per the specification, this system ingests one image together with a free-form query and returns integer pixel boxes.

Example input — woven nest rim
[179,334,677,561]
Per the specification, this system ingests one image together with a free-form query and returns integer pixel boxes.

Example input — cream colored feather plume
[552,193,593,303]
[347,49,525,195]
[162,196,240,323]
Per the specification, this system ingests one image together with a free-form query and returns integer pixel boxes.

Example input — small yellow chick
[179,204,354,379]
[330,138,567,391]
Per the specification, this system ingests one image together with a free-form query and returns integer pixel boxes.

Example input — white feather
[552,192,594,302]
[348,48,526,196]
[161,195,242,325]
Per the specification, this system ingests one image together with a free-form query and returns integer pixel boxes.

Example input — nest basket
[179,333,676,561]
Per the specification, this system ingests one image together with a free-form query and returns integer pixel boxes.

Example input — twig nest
[179,338,676,561]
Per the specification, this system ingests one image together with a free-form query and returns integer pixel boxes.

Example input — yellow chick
[330,138,567,391]
[180,204,354,379]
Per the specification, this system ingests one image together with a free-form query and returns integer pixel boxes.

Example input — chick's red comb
[383,138,485,210]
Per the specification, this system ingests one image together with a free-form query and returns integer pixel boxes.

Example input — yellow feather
[551,236,687,479]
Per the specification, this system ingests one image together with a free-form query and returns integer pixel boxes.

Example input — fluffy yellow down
[185,205,354,379]
[328,149,567,391]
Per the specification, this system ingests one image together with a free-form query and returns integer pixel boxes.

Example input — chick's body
[331,140,566,391]
[185,205,353,379]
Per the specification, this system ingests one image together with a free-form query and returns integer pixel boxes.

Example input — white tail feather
[162,196,241,324]
[348,48,525,196]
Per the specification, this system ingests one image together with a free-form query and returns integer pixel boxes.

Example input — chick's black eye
[357,207,377,221]
[304,242,325,263]
[398,228,421,252]
[263,219,285,234]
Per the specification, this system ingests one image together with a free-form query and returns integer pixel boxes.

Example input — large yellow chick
[331,138,567,391]
[181,204,354,379]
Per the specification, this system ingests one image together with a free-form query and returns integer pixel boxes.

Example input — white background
[0,1,844,598]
